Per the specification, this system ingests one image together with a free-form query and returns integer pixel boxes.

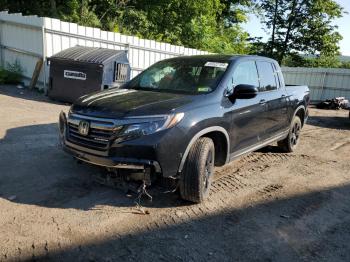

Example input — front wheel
[278,116,302,153]
[179,137,215,203]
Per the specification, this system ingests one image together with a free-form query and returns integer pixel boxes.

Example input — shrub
[0,68,7,83]
[0,60,23,84]
[5,60,23,84]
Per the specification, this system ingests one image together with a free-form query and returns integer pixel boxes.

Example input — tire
[179,137,215,203]
[278,116,302,153]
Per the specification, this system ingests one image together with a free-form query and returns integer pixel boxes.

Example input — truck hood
[71,88,194,118]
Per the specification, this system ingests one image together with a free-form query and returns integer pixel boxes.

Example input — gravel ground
[0,84,349,262]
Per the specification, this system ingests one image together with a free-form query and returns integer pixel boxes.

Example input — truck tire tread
[179,137,214,203]
[278,116,302,153]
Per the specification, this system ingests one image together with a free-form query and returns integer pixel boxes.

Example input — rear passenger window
[256,61,277,92]
[232,61,259,87]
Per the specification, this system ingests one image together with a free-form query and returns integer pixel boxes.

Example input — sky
[242,0,350,56]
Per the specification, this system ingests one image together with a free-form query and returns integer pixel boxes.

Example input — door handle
[259,99,266,105]
[281,94,286,98]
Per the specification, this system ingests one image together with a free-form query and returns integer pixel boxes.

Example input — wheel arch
[293,105,306,127]
[177,126,230,174]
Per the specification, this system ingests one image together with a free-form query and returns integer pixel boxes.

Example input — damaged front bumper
[62,141,161,173]
[58,111,179,176]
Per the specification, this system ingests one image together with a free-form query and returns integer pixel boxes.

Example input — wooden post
[29,59,43,89]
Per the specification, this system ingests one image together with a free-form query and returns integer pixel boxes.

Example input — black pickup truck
[59,55,310,203]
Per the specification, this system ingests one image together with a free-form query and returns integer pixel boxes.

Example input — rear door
[256,61,289,140]
[228,60,267,153]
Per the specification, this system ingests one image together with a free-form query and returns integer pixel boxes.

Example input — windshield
[126,59,229,94]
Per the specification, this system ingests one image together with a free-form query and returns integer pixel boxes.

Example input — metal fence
[0,11,208,89]
[282,67,350,101]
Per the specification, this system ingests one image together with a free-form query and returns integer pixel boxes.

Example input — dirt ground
[0,84,349,262]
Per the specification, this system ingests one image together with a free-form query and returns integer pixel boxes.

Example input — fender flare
[293,104,306,125]
[177,126,230,174]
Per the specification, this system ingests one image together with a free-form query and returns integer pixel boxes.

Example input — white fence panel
[0,11,45,84]
[282,67,350,101]
[0,12,209,90]
[43,17,209,80]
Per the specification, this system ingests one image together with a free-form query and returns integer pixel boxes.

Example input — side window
[231,61,259,89]
[256,61,277,92]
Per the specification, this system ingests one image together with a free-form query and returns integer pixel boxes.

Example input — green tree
[62,0,101,28]
[258,0,344,64]
[0,0,253,54]
[111,0,251,54]
[0,0,101,27]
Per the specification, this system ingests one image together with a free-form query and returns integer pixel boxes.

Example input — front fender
[177,126,230,174]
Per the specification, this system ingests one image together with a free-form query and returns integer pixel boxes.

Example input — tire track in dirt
[136,150,335,259]
[212,152,298,194]
[258,184,283,198]
[150,152,307,230]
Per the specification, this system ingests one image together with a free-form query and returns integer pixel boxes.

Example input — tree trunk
[270,0,279,57]
[279,0,297,64]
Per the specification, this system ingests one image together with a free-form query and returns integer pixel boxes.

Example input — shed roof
[49,46,127,64]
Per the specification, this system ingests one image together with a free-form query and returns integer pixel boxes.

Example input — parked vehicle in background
[58,55,310,203]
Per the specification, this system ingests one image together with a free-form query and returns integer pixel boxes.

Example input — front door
[225,60,267,154]
[229,94,267,153]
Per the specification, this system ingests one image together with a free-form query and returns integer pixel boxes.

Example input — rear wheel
[179,137,215,203]
[278,116,302,153]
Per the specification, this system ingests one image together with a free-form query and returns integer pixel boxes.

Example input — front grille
[67,115,121,152]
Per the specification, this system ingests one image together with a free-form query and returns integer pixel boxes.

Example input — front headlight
[119,113,184,140]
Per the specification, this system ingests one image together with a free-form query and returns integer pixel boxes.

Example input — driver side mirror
[225,84,258,99]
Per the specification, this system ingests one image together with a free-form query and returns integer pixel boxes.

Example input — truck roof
[162,54,276,63]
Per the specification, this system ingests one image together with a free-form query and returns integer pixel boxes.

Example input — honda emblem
[78,120,90,136]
